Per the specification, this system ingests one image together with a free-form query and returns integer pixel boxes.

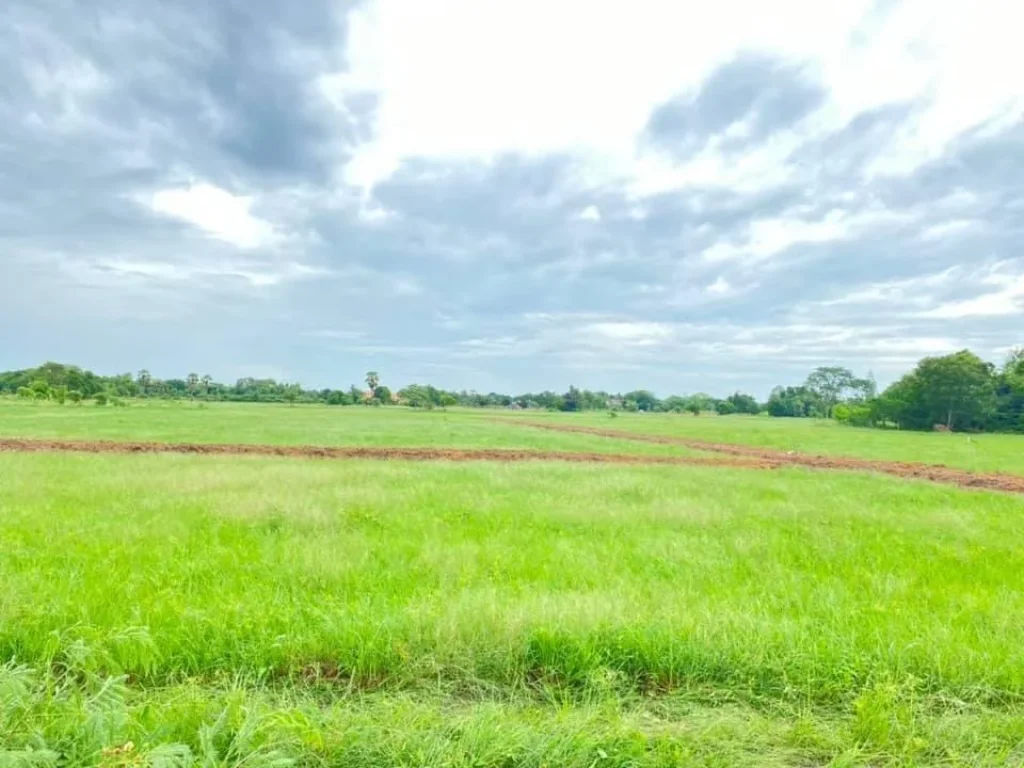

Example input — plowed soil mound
[0,437,770,469]
[4,431,1023,494]
[502,420,1024,495]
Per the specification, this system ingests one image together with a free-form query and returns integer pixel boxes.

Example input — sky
[2,0,1022,398]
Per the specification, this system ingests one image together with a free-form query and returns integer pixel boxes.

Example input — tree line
[2,347,1022,432]
[0,363,759,414]
[765,349,1024,432]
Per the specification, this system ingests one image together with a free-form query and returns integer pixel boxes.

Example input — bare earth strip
[0,437,769,469]
[497,420,1024,495]
[3,433,1024,494]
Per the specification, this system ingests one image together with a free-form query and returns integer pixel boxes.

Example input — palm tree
[200,374,212,395]
[365,371,380,391]
[137,369,151,394]
[187,372,199,396]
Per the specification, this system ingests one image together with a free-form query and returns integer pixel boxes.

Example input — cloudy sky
[2,0,1022,396]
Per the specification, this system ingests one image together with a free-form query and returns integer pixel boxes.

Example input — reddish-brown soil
[0,437,770,469]
[499,420,1024,495]
[3,429,1024,495]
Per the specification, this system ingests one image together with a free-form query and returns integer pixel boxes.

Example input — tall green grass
[4,662,1022,767]
[2,453,1023,764]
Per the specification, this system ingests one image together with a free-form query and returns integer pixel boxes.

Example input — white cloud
[146,183,277,249]
[95,258,325,287]
[586,321,674,347]
[327,0,1024,196]
[701,207,907,265]
[706,276,731,296]
[577,205,601,222]
[812,267,960,308]
[923,275,1024,319]
[358,199,399,224]
[919,219,977,241]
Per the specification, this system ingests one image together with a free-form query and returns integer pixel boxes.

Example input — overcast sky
[2,1,1022,397]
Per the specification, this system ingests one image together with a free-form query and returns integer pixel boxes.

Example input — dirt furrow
[0,437,773,469]
[4,432,1024,494]
[499,420,1024,495]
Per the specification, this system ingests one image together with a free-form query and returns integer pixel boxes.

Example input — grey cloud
[645,53,825,156]
[1,0,1022,396]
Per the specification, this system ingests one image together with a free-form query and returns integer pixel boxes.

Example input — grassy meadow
[0,399,694,458]
[2,402,1024,765]
[516,410,1024,476]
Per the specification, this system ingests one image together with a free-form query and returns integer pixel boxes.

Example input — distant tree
[94,392,108,406]
[623,390,659,412]
[726,392,760,414]
[1005,347,1024,377]
[186,372,200,396]
[67,390,83,404]
[915,350,995,430]
[16,386,33,399]
[715,399,736,415]
[439,392,458,409]
[685,393,715,413]
[562,385,582,412]
[805,367,857,418]
[871,373,923,429]
[366,371,380,391]
[30,379,51,399]
[662,395,688,413]
[834,402,873,426]
[201,374,213,395]
[767,385,823,418]
[324,389,348,406]
[400,384,428,408]
[137,369,152,394]
[992,348,1024,432]
[52,385,68,404]
[373,385,392,404]
[283,384,301,404]
[862,371,878,400]
[686,402,701,416]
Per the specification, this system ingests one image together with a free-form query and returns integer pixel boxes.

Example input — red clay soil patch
[4,432,1024,495]
[500,420,1024,495]
[0,437,773,470]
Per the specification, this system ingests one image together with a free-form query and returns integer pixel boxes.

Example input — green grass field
[0,400,696,458]
[2,403,1024,766]
[512,411,1024,476]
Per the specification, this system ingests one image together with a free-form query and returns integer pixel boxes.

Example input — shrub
[67,390,83,404]
[94,393,108,406]
[834,403,873,427]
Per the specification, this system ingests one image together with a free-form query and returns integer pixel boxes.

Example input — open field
[0,400,695,458]
[3,405,1024,765]
[506,411,1024,476]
